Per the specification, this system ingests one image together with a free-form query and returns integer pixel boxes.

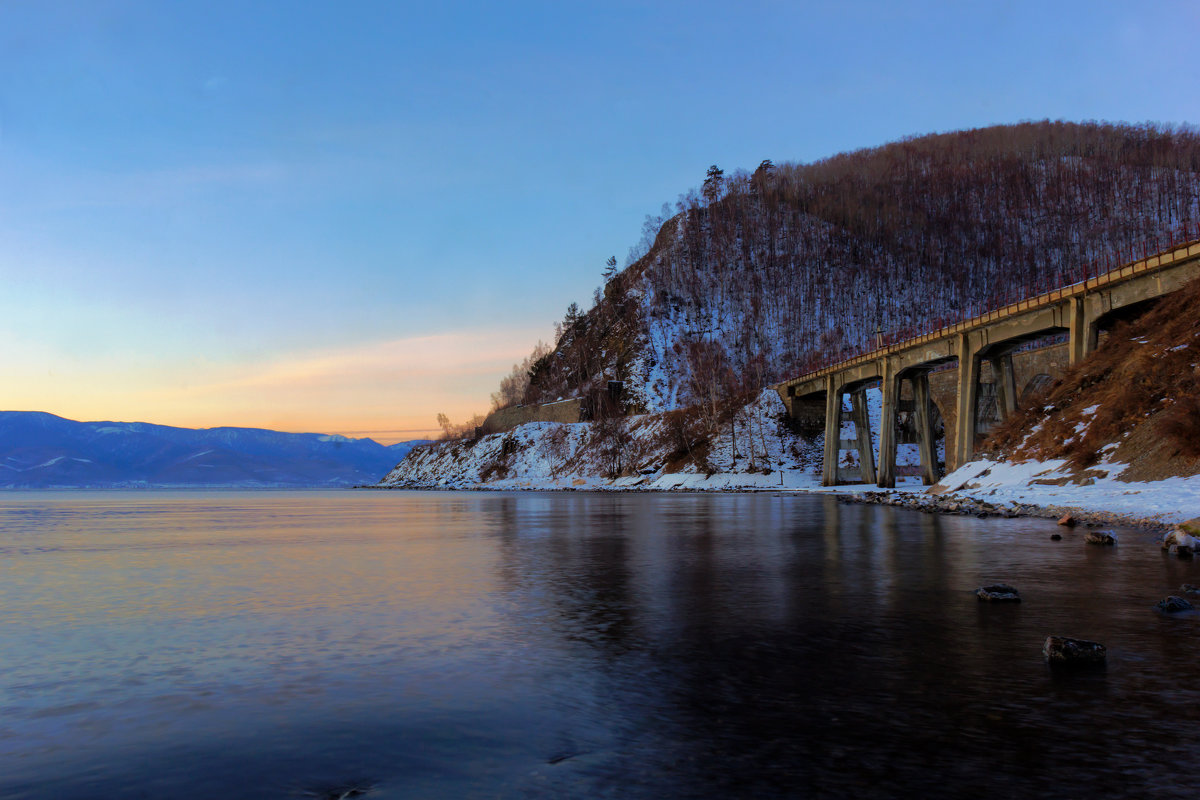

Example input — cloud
[1,326,550,442]
[189,329,544,394]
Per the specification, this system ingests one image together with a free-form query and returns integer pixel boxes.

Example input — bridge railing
[784,222,1200,385]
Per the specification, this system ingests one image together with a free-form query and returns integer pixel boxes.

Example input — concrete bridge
[773,239,1200,488]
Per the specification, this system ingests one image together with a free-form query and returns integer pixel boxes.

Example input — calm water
[1,490,1198,799]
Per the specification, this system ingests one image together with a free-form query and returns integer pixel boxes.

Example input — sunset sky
[2,1,1197,442]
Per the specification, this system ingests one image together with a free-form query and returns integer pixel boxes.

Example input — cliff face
[524,121,1200,416]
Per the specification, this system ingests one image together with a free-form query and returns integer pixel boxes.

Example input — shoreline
[361,478,1180,534]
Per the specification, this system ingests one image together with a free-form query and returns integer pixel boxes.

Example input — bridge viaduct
[773,240,1200,488]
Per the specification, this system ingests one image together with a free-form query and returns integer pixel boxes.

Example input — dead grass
[985,276,1200,472]
[1160,395,1200,459]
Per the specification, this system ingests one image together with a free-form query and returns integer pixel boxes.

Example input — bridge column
[821,375,841,487]
[989,353,1018,419]
[849,389,876,485]
[911,372,940,485]
[1068,297,1099,366]
[877,360,899,489]
[953,332,981,471]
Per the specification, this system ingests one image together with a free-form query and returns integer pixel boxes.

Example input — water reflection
[0,490,1197,799]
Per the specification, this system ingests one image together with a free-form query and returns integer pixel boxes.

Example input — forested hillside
[516,121,1200,417]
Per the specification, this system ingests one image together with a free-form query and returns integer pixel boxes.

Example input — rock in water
[1170,544,1195,559]
[1178,517,1200,537]
[977,584,1021,602]
[1161,529,1200,550]
[1057,514,1077,527]
[1043,636,1107,665]
[1156,596,1194,613]
[1181,584,1200,595]
[1050,533,1063,541]
[1084,530,1117,545]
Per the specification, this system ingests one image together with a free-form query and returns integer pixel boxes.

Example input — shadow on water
[1,490,1198,798]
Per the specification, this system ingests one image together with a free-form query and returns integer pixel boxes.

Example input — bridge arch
[773,239,1200,489]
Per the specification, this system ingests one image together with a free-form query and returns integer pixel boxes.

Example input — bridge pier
[988,352,1018,419]
[953,332,981,471]
[911,372,940,485]
[821,375,840,486]
[822,381,877,487]
[850,389,876,485]
[876,361,899,489]
[1068,296,1098,366]
[877,366,941,489]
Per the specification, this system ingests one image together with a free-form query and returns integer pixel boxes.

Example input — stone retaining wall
[930,341,1070,466]
[479,398,582,435]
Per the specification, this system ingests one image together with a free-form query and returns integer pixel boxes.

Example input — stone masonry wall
[479,398,583,436]
[930,341,1071,470]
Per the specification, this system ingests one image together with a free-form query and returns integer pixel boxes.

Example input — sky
[1,0,1197,442]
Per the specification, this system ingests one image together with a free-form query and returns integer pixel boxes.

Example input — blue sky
[1,0,1196,440]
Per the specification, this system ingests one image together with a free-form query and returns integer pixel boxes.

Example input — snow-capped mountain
[0,411,428,488]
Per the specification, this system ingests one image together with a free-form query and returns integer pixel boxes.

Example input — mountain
[0,412,430,488]
[519,121,1200,416]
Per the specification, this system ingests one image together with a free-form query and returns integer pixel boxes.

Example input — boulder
[1057,514,1077,527]
[1162,529,1200,550]
[1085,530,1117,546]
[1043,636,1106,665]
[1179,517,1200,537]
[977,583,1021,602]
[1170,545,1195,559]
[1156,596,1194,613]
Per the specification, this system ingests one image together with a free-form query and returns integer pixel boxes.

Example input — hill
[0,412,428,488]
[518,120,1200,417]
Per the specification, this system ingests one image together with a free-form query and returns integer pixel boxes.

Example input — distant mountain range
[0,411,429,488]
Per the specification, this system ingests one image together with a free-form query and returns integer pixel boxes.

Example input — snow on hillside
[383,391,819,489]
[381,386,1199,525]
[934,457,1200,526]
[380,389,933,491]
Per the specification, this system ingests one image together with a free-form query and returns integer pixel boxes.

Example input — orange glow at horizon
[1,328,547,445]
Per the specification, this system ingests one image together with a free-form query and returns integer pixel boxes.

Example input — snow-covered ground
[381,390,826,490]
[934,457,1200,525]
[379,388,1198,524]
[383,389,929,493]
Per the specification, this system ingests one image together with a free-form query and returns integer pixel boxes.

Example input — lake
[1,490,1198,798]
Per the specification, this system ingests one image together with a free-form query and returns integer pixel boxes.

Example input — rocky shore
[836,488,1181,534]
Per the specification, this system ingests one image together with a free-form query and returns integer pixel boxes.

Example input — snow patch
[936,456,1200,524]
